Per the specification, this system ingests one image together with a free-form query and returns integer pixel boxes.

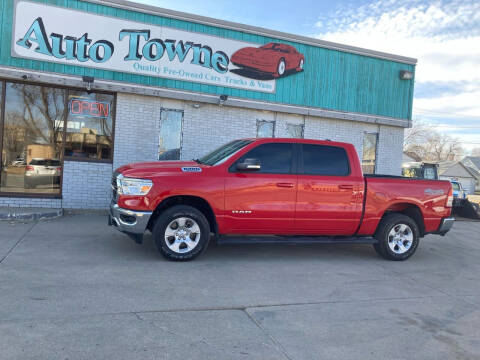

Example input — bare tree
[404,120,464,162]
[13,83,67,147]
[404,120,432,150]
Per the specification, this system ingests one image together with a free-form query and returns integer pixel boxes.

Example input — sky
[132,0,480,153]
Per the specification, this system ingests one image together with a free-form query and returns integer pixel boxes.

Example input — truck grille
[111,172,119,202]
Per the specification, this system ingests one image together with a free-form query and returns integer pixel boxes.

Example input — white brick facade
[1,92,404,209]
[61,161,113,209]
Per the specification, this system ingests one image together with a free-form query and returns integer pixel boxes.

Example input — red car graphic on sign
[231,42,305,79]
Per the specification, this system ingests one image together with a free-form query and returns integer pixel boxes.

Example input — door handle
[276,182,294,188]
[338,184,354,190]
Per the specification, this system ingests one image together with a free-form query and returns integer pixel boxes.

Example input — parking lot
[1,215,479,360]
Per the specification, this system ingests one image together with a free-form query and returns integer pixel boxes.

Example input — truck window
[301,144,350,176]
[232,143,293,174]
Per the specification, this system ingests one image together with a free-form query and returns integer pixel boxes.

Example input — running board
[217,235,377,245]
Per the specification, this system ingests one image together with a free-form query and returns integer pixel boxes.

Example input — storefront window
[362,132,378,174]
[257,120,275,138]
[159,109,183,160]
[64,91,114,160]
[0,83,66,194]
[286,123,304,138]
[0,80,115,196]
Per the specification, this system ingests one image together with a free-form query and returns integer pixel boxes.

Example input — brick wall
[377,125,404,175]
[0,92,404,209]
[0,197,62,208]
[61,161,113,209]
[112,93,162,170]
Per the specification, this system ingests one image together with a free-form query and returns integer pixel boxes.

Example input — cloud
[314,0,480,151]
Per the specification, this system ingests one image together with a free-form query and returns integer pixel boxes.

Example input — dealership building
[0,0,416,209]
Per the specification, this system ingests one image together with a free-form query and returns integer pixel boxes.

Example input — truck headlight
[117,177,153,196]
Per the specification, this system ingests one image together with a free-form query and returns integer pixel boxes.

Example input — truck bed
[357,176,452,236]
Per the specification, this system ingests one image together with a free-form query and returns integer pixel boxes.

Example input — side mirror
[236,158,261,171]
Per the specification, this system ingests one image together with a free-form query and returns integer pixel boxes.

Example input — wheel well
[379,203,426,237]
[147,195,218,234]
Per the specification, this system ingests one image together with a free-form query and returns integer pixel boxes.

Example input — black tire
[152,205,210,261]
[373,213,420,261]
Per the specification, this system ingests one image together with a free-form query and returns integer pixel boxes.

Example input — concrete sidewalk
[0,215,479,359]
[0,207,63,222]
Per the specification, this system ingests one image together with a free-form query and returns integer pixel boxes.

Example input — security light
[399,70,413,80]
[82,76,95,91]
[219,94,228,106]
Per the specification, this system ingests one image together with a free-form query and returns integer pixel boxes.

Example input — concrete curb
[0,208,64,222]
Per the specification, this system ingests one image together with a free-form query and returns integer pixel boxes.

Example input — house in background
[461,157,480,192]
[438,161,478,194]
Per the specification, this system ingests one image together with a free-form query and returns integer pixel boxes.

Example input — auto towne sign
[12,1,305,93]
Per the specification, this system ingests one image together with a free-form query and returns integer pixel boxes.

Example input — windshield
[260,43,276,50]
[197,139,253,166]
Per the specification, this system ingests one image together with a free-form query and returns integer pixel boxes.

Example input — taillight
[446,185,453,208]
[25,165,34,172]
[56,167,62,171]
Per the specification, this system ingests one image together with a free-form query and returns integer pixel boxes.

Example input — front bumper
[108,203,152,243]
[434,217,455,236]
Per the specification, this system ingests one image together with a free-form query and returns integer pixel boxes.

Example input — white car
[24,159,62,189]
[11,159,26,166]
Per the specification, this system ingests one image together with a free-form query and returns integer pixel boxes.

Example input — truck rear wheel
[152,205,210,261]
[373,213,420,261]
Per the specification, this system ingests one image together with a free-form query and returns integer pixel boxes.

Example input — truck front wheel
[153,205,210,261]
[373,213,420,261]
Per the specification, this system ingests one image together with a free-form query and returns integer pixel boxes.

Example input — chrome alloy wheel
[388,224,414,254]
[164,217,201,253]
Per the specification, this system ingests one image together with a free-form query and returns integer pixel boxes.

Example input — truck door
[224,142,297,233]
[295,144,363,235]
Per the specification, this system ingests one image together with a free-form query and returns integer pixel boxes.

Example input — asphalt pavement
[0,215,479,360]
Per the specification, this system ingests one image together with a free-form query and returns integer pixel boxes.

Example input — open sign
[69,98,110,118]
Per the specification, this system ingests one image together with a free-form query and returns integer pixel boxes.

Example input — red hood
[115,160,203,178]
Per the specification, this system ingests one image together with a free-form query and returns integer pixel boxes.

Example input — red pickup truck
[109,138,454,261]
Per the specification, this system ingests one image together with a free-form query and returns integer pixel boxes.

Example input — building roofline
[438,161,478,179]
[462,164,480,179]
[89,0,417,65]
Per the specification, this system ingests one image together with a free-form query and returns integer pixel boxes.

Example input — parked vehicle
[231,42,305,78]
[451,180,467,200]
[109,138,454,261]
[24,158,62,189]
[402,161,438,180]
[11,158,26,166]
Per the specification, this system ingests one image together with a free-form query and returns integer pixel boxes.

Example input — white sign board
[12,1,279,93]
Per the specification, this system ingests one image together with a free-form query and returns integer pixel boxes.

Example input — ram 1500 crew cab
[108,138,454,261]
